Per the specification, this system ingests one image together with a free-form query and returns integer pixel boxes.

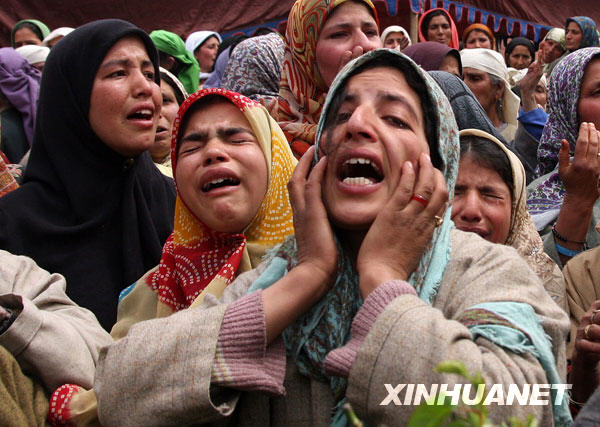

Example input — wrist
[563,193,597,210]
[359,264,408,299]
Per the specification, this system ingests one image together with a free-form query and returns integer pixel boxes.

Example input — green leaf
[407,402,456,427]
[434,361,470,379]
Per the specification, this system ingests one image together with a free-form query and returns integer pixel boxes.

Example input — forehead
[567,21,582,31]
[510,45,531,55]
[429,15,449,25]
[102,36,149,61]
[160,79,177,95]
[385,32,404,40]
[324,1,375,26]
[467,30,488,40]
[463,67,489,78]
[582,57,600,86]
[14,26,38,38]
[183,99,250,132]
[202,36,219,47]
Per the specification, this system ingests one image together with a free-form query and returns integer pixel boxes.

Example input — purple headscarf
[528,47,600,229]
[402,41,462,74]
[0,47,41,146]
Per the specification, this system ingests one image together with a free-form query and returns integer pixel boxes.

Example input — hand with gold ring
[571,300,600,404]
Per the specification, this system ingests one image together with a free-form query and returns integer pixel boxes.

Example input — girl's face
[465,30,492,49]
[89,36,161,157]
[452,156,512,244]
[427,14,452,46]
[507,45,532,70]
[151,79,180,162]
[321,66,429,230]
[175,99,268,233]
[13,26,42,48]
[315,1,381,88]
[578,57,600,127]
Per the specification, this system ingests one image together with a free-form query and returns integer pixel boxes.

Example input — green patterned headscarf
[11,19,50,47]
[150,30,200,94]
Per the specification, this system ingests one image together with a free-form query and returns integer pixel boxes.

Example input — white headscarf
[460,48,520,130]
[184,31,221,54]
[380,25,411,49]
[15,45,50,65]
[42,27,74,46]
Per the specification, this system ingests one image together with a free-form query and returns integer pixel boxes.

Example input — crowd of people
[1,1,600,425]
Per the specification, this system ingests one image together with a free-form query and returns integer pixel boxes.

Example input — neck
[486,105,502,128]
[336,227,367,265]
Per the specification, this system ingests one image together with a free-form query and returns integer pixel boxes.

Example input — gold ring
[434,215,444,228]
[585,324,592,340]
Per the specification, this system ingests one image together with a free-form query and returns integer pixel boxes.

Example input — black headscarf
[0,19,176,330]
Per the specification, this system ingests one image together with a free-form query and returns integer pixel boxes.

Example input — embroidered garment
[276,0,379,158]
[529,48,600,227]
[146,88,297,312]
[0,153,18,197]
[418,8,460,49]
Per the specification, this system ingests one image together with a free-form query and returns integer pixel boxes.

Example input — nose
[456,191,483,223]
[202,137,229,166]
[345,105,376,142]
[354,30,381,53]
[132,69,154,98]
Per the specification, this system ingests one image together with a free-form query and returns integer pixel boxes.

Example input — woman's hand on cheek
[560,122,600,207]
[357,153,448,298]
[288,146,338,292]
[337,46,365,77]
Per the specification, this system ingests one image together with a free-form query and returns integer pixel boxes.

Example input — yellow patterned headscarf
[147,88,297,311]
[276,0,378,157]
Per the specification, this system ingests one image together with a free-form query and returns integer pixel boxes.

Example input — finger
[424,169,449,216]
[410,153,436,210]
[587,122,599,158]
[393,161,416,209]
[574,122,589,160]
[338,51,352,69]
[352,45,364,59]
[288,146,316,210]
[558,139,571,175]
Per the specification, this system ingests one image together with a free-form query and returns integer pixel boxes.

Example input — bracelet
[552,225,587,245]
[555,242,585,258]
[569,396,585,408]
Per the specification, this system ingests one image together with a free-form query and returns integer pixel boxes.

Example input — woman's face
[384,31,406,49]
[175,99,268,233]
[465,30,492,49]
[427,14,452,46]
[462,67,503,116]
[566,21,583,51]
[507,45,532,70]
[541,39,564,63]
[321,66,429,230]
[452,156,512,244]
[13,27,42,48]
[439,54,460,76]
[578,57,600,127]
[150,79,180,162]
[315,1,381,88]
[195,36,219,72]
[89,36,161,157]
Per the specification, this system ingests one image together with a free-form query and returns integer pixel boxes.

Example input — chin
[328,208,375,232]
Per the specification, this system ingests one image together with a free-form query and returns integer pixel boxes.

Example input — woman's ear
[495,82,505,100]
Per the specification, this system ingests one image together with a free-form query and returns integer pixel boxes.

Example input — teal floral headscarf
[249,48,459,421]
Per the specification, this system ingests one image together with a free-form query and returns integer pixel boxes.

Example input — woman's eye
[385,116,408,128]
[329,32,347,39]
[144,71,155,80]
[335,112,351,123]
[365,29,379,37]
[108,70,126,78]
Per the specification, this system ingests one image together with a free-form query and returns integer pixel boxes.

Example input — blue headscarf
[249,48,459,422]
[566,16,600,51]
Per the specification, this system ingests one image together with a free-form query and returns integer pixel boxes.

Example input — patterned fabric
[145,88,297,312]
[529,48,600,224]
[459,129,561,297]
[276,0,378,158]
[566,16,600,51]
[0,153,18,197]
[418,8,460,49]
[462,23,495,47]
[251,49,459,419]
[221,33,285,108]
[150,30,200,95]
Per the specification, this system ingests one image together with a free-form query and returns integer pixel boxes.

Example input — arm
[346,231,570,426]
[0,250,112,391]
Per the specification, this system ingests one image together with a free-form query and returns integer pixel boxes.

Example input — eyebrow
[99,58,153,69]
[326,21,377,31]
[340,91,421,123]
[181,126,255,143]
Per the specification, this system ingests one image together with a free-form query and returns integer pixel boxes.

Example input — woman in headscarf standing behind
[0,19,176,330]
[276,0,381,158]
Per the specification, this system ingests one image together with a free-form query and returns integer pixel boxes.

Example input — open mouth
[338,157,383,186]
[201,177,241,192]
[156,125,167,133]
[128,109,153,120]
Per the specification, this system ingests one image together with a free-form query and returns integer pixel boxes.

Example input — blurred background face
[565,21,583,51]
[151,79,180,162]
[426,14,452,45]
[578,58,600,127]
[507,45,532,70]
[541,39,564,63]
[13,27,42,48]
[195,36,219,72]
[315,1,381,88]
[465,30,492,49]
[384,31,407,50]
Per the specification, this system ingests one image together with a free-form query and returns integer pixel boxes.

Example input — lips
[457,226,489,239]
[127,103,156,127]
[199,168,241,193]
